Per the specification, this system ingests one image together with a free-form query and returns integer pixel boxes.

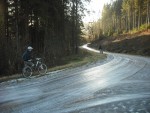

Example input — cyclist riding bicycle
[22,46,47,78]
[22,46,34,67]
[99,44,103,54]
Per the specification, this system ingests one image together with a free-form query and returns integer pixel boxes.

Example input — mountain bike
[22,58,47,78]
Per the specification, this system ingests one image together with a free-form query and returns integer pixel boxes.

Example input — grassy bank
[0,48,106,82]
[48,48,106,72]
[90,30,150,56]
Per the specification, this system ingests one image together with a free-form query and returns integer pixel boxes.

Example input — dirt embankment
[89,30,150,56]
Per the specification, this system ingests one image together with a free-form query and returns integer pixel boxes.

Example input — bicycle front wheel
[38,63,47,75]
[22,66,32,78]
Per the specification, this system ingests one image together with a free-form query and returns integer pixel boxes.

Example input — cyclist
[22,46,34,67]
[99,44,103,54]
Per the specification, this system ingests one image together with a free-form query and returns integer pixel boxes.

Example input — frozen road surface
[0,45,150,113]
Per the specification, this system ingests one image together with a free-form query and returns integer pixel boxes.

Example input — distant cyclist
[22,46,34,66]
[99,44,103,54]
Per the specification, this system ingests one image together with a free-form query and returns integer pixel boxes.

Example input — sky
[83,0,112,23]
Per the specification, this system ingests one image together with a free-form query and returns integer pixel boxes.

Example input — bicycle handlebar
[35,58,41,60]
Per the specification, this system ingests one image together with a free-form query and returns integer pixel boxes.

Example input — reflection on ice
[82,44,99,53]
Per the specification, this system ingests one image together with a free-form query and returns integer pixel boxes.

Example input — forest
[0,0,90,76]
[87,0,150,40]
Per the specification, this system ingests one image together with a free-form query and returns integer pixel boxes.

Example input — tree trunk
[146,0,150,29]
[71,0,75,54]
[0,0,5,39]
[135,10,137,28]
[75,0,78,54]
[138,7,141,29]
[0,0,7,75]
[14,0,19,53]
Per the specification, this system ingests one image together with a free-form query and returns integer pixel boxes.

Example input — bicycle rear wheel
[38,63,47,75]
[22,66,32,78]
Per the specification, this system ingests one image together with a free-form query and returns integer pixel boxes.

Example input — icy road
[0,45,150,113]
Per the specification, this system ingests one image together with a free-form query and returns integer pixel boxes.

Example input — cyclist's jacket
[22,50,32,61]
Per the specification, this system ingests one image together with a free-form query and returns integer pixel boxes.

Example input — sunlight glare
[83,0,112,23]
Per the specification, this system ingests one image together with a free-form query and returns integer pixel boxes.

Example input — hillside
[89,30,150,56]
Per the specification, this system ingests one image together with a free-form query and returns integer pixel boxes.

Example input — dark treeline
[88,0,150,40]
[0,0,90,76]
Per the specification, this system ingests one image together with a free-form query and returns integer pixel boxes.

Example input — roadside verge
[0,47,106,83]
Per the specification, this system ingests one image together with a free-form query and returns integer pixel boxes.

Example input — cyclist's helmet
[27,46,33,51]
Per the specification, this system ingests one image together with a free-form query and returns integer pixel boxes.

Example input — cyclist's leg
[24,61,28,67]
[29,61,34,67]
[24,61,34,67]
[100,49,103,54]
[99,49,101,54]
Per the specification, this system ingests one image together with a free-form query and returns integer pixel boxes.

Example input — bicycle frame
[22,58,47,78]
[33,59,42,70]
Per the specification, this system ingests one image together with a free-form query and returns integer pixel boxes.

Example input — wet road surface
[0,45,150,113]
